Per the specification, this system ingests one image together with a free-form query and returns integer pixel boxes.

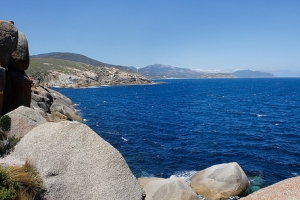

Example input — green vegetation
[0,161,42,200]
[0,137,20,157]
[32,52,131,71]
[27,58,110,82]
[0,116,11,132]
[0,115,20,157]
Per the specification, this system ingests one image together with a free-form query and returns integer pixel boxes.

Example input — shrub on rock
[0,161,42,200]
[0,115,11,131]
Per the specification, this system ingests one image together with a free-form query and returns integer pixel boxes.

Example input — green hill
[27,57,108,82]
[31,52,132,72]
[27,55,152,87]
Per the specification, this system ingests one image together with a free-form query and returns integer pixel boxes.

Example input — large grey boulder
[9,121,144,200]
[31,86,82,122]
[241,176,300,200]
[0,20,18,68]
[5,106,46,138]
[138,177,201,200]
[50,99,82,122]
[9,31,30,71]
[190,162,248,200]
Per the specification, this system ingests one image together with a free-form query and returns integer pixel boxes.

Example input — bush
[0,116,11,132]
[0,137,20,158]
[0,161,42,200]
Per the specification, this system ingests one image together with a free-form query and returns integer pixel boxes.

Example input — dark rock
[38,90,54,102]
[37,102,50,113]
[0,20,18,68]
[9,31,30,71]
[2,70,32,115]
[0,67,5,115]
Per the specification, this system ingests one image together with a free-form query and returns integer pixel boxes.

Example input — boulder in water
[190,162,249,200]
[138,177,200,200]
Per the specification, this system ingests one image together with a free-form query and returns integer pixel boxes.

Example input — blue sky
[3,0,300,76]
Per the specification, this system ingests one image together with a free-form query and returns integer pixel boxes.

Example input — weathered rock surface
[0,156,25,167]
[5,106,46,138]
[8,121,144,200]
[138,177,201,200]
[31,85,82,122]
[138,177,165,188]
[9,31,30,71]
[0,20,18,68]
[190,162,248,200]
[241,176,300,200]
[42,66,152,88]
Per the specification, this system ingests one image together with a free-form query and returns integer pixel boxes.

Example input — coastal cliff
[27,55,152,88]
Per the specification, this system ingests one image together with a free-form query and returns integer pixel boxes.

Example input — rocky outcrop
[31,85,82,122]
[7,121,145,200]
[138,177,200,200]
[41,66,152,88]
[0,20,31,116]
[241,176,300,200]
[5,106,46,138]
[190,162,249,200]
[9,31,30,71]
[0,21,18,68]
[29,52,153,87]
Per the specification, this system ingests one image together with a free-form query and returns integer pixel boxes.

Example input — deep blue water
[53,78,300,187]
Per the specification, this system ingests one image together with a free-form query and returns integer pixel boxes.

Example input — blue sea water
[53,78,300,187]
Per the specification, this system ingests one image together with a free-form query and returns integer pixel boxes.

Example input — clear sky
[2,0,300,76]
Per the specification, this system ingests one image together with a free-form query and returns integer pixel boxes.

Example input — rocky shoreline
[40,67,154,88]
[0,20,299,200]
[28,56,154,88]
[1,107,299,199]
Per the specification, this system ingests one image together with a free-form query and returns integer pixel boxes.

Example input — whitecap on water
[291,172,298,176]
[121,137,128,142]
[170,170,197,181]
[252,113,267,118]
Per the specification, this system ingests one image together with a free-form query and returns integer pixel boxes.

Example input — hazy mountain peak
[232,69,275,78]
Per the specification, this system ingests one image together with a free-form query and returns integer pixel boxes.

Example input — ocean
[53,78,300,189]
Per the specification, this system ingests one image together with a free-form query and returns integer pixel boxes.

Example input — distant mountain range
[133,64,274,79]
[136,64,204,79]
[31,52,275,80]
[232,69,274,78]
